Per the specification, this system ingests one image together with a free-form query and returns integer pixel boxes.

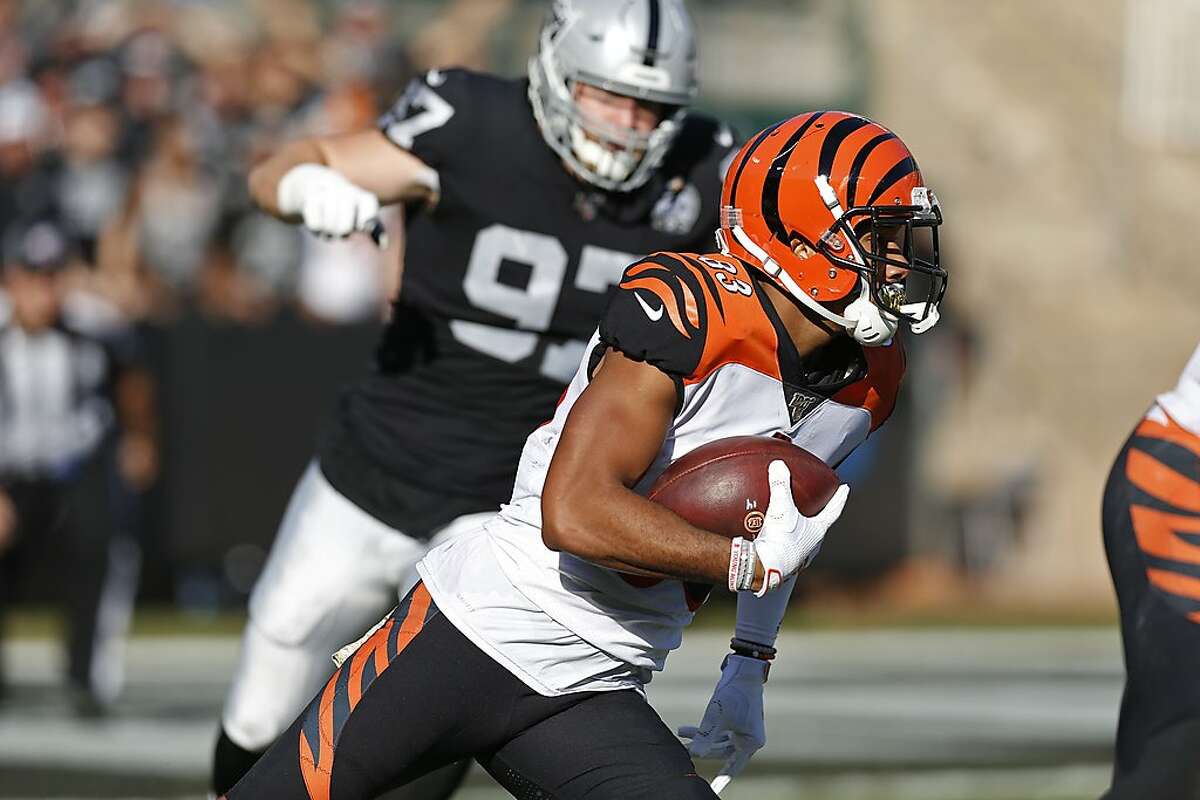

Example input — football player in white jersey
[212,1,737,795]
[1101,342,1200,799]
[222,111,946,800]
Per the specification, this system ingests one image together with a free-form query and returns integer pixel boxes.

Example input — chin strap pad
[843,292,899,346]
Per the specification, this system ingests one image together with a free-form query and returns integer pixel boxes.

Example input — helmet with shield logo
[528,0,699,192]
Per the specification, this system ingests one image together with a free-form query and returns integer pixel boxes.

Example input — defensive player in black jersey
[211,1,737,795]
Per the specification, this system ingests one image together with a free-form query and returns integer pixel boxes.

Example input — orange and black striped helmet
[718,111,946,345]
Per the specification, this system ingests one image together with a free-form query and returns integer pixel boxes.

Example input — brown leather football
[647,436,839,540]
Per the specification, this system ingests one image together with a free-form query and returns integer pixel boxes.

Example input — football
[647,436,839,540]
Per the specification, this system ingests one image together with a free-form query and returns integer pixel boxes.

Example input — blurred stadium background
[1,0,1198,797]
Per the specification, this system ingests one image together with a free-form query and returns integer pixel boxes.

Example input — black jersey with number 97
[317,68,736,536]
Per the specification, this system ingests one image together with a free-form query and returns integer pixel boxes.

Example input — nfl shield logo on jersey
[651,179,702,235]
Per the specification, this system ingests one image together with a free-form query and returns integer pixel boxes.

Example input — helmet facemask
[716,111,946,347]
[567,90,682,186]
[816,187,946,335]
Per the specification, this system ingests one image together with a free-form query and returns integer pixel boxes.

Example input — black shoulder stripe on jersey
[753,275,803,385]
[679,254,726,321]
[846,132,897,208]
[817,116,871,182]
[644,0,661,66]
[762,112,826,243]
[865,156,918,206]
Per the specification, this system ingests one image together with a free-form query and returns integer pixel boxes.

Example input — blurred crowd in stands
[0,0,524,707]
[0,0,518,327]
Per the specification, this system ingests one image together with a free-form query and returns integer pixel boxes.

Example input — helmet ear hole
[789,238,815,260]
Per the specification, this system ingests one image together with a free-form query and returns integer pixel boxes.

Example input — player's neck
[758,279,841,358]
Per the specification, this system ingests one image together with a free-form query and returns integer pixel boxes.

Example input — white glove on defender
[678,654,768,785]
[753,460,849,596]
[277,164,384,243]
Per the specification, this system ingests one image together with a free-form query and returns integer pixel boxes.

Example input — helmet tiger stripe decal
[865,156,919,206]
[760,112,826,244]
[725,119,789,211]
[846,133,897,208]
[816,116,872,180]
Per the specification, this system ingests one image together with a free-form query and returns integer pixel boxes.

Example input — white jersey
[1154,341,1200,437]
[418,252,904,695]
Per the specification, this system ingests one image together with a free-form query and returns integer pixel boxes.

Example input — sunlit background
[2,0,1197,797]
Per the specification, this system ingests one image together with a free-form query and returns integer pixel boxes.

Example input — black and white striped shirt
[0,291,134,479]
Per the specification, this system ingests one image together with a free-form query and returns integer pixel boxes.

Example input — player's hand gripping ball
[647,435,840,541]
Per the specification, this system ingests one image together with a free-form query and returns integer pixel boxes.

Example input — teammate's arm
[541,348,756,587]
[247,129,438,220]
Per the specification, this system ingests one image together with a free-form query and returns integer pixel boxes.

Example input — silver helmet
[528,0,699,193]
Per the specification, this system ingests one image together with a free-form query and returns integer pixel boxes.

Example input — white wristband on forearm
[728,537,758,592]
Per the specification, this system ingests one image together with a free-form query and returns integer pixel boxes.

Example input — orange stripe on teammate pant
[1147,567,1200,603]
[1131,504,1200,566]
[1126,448,1200,514]
[1135,415,1200,459]
[299,583,433,800]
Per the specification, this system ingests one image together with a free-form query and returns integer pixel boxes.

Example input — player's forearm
[247,138,329,218]
[735,574,796,647]
[543,482,762,588]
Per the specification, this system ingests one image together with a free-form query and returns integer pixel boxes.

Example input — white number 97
[450,224,636,382]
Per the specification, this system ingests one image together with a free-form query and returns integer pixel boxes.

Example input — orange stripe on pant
[1130,505,1200,566]
[1135,415,1200,460]
[1147,568,1200,603]
[1126,448,1200,514]
[300,584,432,800]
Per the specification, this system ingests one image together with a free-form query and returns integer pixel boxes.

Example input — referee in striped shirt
[0,220,157,716]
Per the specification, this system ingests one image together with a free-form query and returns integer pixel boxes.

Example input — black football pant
[1101,416,1200,800]
[225,583,716,800]
[0,447,126,702]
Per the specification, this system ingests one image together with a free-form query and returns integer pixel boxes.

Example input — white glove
[678,654,768,784]
[753,460,849,596]
[277,164,385,244]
